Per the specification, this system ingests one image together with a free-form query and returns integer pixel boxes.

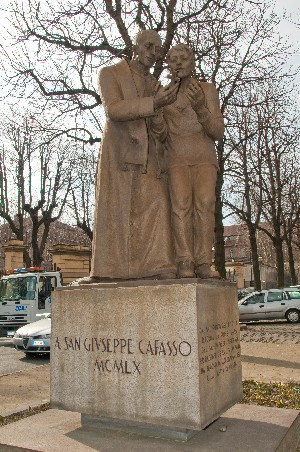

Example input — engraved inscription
[199,319,240,382]
[54,336,192,376]
[94,359,141,375]
[54,321,241,380]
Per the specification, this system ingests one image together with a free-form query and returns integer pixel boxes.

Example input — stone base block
[81,414,198,441]
[50,280,242,431]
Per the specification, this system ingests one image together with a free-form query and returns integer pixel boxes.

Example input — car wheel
[286,309,300,323]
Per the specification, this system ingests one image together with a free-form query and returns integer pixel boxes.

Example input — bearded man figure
[81,30,178,283]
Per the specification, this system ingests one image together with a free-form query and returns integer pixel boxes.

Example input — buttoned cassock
[90,59,176,279]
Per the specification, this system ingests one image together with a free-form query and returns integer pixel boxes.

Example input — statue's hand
[154,82,179,109]
[186,79,205,111]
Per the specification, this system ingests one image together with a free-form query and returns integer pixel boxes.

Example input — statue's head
[132,30,162,68]
[166,43,195,79]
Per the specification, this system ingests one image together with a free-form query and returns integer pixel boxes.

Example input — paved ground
[0,342,50,416]
[0,364,50,415]
[0,340,49,376]
[240,342,300,382]
[239,321,300,382]
[1,405,299,452]
[0,321,299,417]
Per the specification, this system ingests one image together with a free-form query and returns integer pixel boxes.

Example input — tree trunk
[40,221,50,259]
[77,220,93,241]
[274,237,285,288]
[286,239,297,285]
[248,226,261,291]
[13,221,31,267]
[23,250,31,268]
[214,167,226,279]
[31,222,42,266]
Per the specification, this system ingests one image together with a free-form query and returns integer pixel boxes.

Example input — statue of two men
[82,30,224,283]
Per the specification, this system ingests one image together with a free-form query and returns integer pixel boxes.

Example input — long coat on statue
[90,59,176,279]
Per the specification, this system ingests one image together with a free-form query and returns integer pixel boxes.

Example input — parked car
[238,289,300,323]
[13,314,51,356]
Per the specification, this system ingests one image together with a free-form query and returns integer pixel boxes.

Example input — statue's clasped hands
[186,78,205,111]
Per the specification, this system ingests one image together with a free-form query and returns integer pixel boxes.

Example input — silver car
[13,314,51,355]
[238,289,300,323]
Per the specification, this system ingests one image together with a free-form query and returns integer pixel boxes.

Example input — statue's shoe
[177,261,196,278]
[196,264,221,279]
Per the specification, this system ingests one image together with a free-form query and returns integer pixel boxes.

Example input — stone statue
[152,44,224,279]
[81,30,179,283]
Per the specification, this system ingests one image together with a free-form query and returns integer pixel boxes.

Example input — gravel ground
[240,321,300,344]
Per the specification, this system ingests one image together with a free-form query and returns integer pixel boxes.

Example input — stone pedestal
[50,280,242,434]
[4,239,27,270]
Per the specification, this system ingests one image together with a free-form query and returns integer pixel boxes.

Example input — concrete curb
[0,339,13,346]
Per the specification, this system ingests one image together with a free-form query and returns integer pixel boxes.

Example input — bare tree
[224,92,266,290]
[226,81,300,288]
[282,171,300,285]
[0,111,74,266]
[69,145,97,240]
[0,128,31,266]
[255,96,299,287]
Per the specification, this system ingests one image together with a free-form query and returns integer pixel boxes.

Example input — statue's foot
[78,276,102,285]
[196,264,221,279]
[177,261,196,278]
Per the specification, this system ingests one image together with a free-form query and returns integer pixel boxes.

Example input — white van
[0,268,62,336]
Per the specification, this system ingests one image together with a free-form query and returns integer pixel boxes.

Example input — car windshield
[1,276,37,301]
